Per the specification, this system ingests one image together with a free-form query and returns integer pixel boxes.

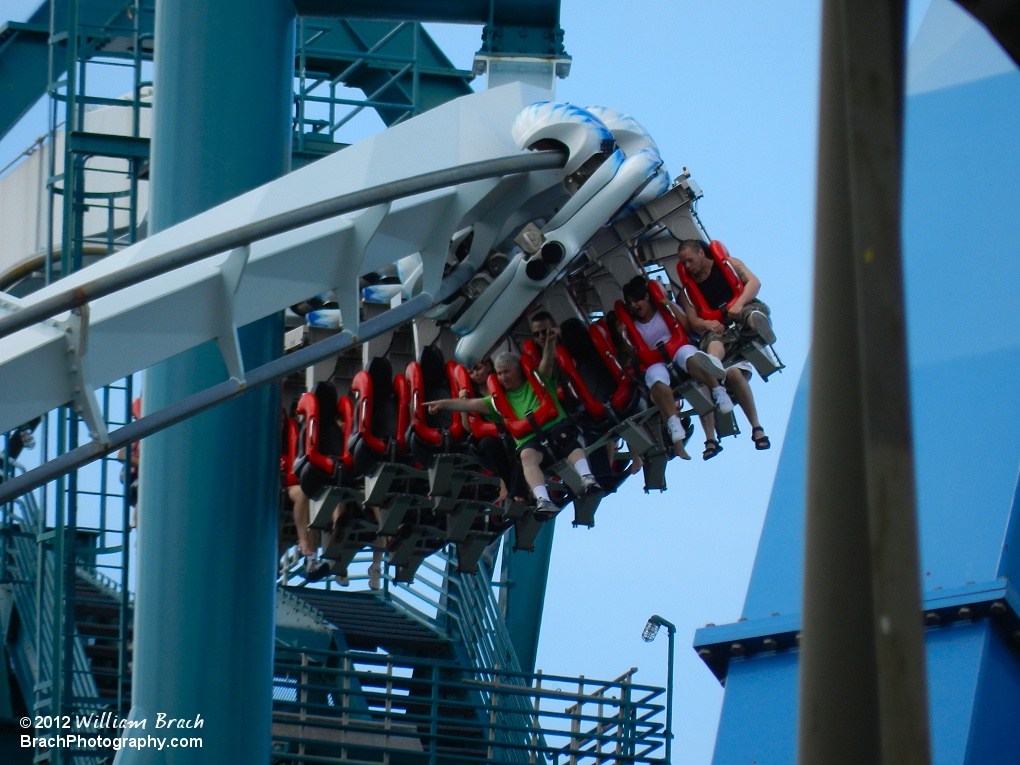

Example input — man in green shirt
[428,343,601,521]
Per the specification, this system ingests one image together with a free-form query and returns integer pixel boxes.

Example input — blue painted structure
[697,7,1020,763]
[126,0,295,761]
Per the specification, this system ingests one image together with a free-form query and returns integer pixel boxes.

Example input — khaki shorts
[699,300,770,350]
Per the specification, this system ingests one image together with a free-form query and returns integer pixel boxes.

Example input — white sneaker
[368,564,383,590]
[712,386,734,414]
[579,474,603,498]
[690,351,727,383]
[748,310,776,345]
[666,416,686,444]
[304,557,330,583]
[534,497,559,522]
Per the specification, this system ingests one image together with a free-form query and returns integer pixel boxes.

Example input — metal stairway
[3,487,670,765]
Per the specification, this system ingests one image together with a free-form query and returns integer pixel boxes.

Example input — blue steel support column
[500,524,555,674]
[118,1,295,762]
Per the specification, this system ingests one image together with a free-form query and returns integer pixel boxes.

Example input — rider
[618,277,733,458]
[428,342,601,521]
[675,239,772,453]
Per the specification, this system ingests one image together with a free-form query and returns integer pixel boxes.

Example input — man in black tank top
[676,240,774,455]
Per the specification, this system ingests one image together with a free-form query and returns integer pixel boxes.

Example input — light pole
[643,614,676,763]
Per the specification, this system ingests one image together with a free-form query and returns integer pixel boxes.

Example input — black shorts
[516,420,581,464]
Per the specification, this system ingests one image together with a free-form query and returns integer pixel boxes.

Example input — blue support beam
[499,524,556,674]
[291,0,567,57]
[119,0,295,761]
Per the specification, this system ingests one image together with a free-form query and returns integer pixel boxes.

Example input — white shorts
[644,344,699,388]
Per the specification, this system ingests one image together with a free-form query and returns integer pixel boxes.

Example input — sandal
[751,426,771,450]
[703,439,723,461]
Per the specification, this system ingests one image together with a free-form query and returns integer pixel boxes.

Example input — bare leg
[696,341,734,415]
[698,408,723,460]
[726,368,763,432]
[368,505,384,590]
[519,447,547,496]
[706,338,726,361]
[685,358,723,390]
[288,484,319,557]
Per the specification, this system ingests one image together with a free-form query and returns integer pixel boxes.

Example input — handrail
[270,643,668,765]
[0,149,565,342]
[3,482,106,721]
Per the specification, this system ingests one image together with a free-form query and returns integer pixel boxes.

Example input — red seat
[350,358,411,474]
[280,416,299,488]
[451,363,500,440]
[407,348,467,453]
[590,318,639,415]
[292,382,355,498]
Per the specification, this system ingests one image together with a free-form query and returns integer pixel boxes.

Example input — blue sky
[0,1,943,762]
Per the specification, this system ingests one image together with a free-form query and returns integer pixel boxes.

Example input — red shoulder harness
[614,280,690,368]
[451,363,498,440]
[676,240,744,322]
[486,355,560,441]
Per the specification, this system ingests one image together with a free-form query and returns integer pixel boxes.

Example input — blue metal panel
[901,70,1020,591]
[707,617,1011,765]
[925,622,984,765]
[964,623,1020,765]
[997,478,1020,580]
[710,651,800,765]
[740,369,810,619]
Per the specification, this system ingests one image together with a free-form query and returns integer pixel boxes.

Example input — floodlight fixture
[642,618,661,642]
[641,614,677,762]
[642,614,676,642]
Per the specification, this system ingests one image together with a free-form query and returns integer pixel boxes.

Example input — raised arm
[538,326,560,379]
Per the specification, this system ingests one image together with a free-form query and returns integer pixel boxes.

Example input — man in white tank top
[620,278,733,458]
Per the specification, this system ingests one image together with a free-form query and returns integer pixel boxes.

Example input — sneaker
[712,386,734,414]
[690,351,727,383]
[368,564,383,591]
[579,474,603,498]
[304,557,330,583]
[533,497,559,522]
[748,310,776,345]
[666,415,686,444]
